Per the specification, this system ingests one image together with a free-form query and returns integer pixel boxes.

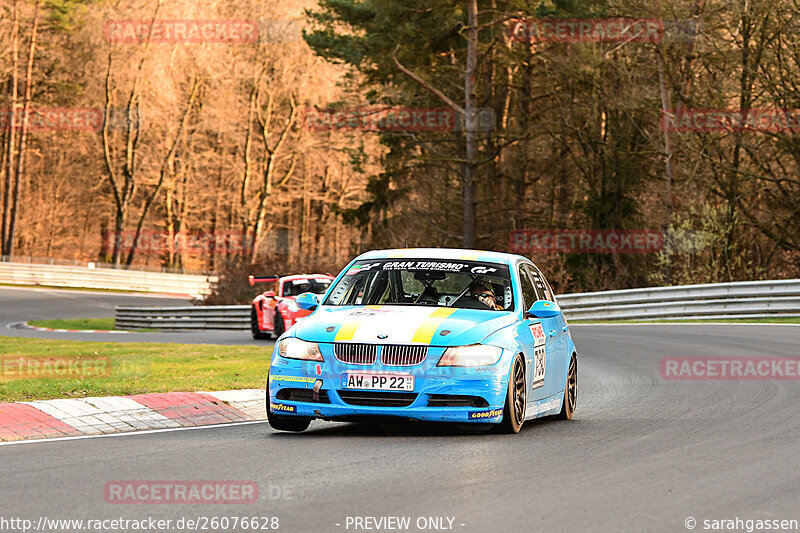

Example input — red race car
[249,274,334,339]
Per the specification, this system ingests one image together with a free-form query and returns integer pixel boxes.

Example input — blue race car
[267,248,578,434]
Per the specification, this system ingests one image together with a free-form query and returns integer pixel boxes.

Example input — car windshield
[324,259,514,311]
[283,278,331,297]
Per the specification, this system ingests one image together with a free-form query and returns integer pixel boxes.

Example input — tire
[251,306,269,340]
[266,386,311,432]
[495,354,526,434]
[272,308,285,338]
[557,354,577,420]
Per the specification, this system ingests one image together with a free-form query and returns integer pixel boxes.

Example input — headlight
[285,300,299,313]
[279,338,323,361]
[437,344,503,367]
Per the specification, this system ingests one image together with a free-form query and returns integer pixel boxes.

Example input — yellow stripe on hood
[411,308,458,344]
[333,306,383,341]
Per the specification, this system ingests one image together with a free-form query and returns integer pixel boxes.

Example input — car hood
[292,305,518,347]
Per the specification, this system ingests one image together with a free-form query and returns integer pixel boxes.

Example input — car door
[527,264,569,394]
[520,263,564,401]
[515,263,551,402]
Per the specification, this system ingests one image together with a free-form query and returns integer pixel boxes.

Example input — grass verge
[0,337,271,402]
[28,318,161,333]
[28,318,120,331]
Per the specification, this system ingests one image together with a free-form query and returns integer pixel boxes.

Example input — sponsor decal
[345,308,389,318]
[347,258,510,277]
[345,262,382,275]
[468,408,504,420]
[528,397,562,417]
[529,324,547,388]
[270,375,316,383]
[382,261,470,272]
[270,402,296,413]
[532,345,546,388]
[529,323,546,345]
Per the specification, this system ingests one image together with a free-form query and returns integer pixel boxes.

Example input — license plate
[341,372,414,391]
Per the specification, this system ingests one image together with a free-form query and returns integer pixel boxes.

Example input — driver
[470,282,502,310]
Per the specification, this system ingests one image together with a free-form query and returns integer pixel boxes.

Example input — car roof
[354,248,530,266]
[280,274,334,282]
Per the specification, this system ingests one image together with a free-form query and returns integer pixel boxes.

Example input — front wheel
[495,354,526,434]
[266,388,311,432]
[557,354,577,420]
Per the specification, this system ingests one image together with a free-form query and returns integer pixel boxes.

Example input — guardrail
[115,306,250,330]
[0,262,214,297]
[113,279,800,330]
[558,279,800,321]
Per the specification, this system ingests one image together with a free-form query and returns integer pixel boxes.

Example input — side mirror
[526,300,561,319]
[295,292,320,312]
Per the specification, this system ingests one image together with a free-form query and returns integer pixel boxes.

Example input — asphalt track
[0,286,264,345]
[1,287,800,531]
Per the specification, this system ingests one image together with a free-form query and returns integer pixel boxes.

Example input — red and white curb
[0,389,266,442]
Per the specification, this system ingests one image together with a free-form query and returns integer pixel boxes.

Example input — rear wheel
[266,385,311,432]
[557,354,577,420]
[251,306,269,340]
[495,354,526,434]
[272,308,285,338]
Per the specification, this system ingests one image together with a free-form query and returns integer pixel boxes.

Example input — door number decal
[530,324,546,389]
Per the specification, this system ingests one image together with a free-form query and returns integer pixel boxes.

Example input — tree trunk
[7,0,41,257]
[462,0,479,248]
[657,51,675,285]
[2,0,20,256]
[125,77,199,267]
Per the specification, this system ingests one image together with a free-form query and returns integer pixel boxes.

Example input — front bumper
[268,345,510,423]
